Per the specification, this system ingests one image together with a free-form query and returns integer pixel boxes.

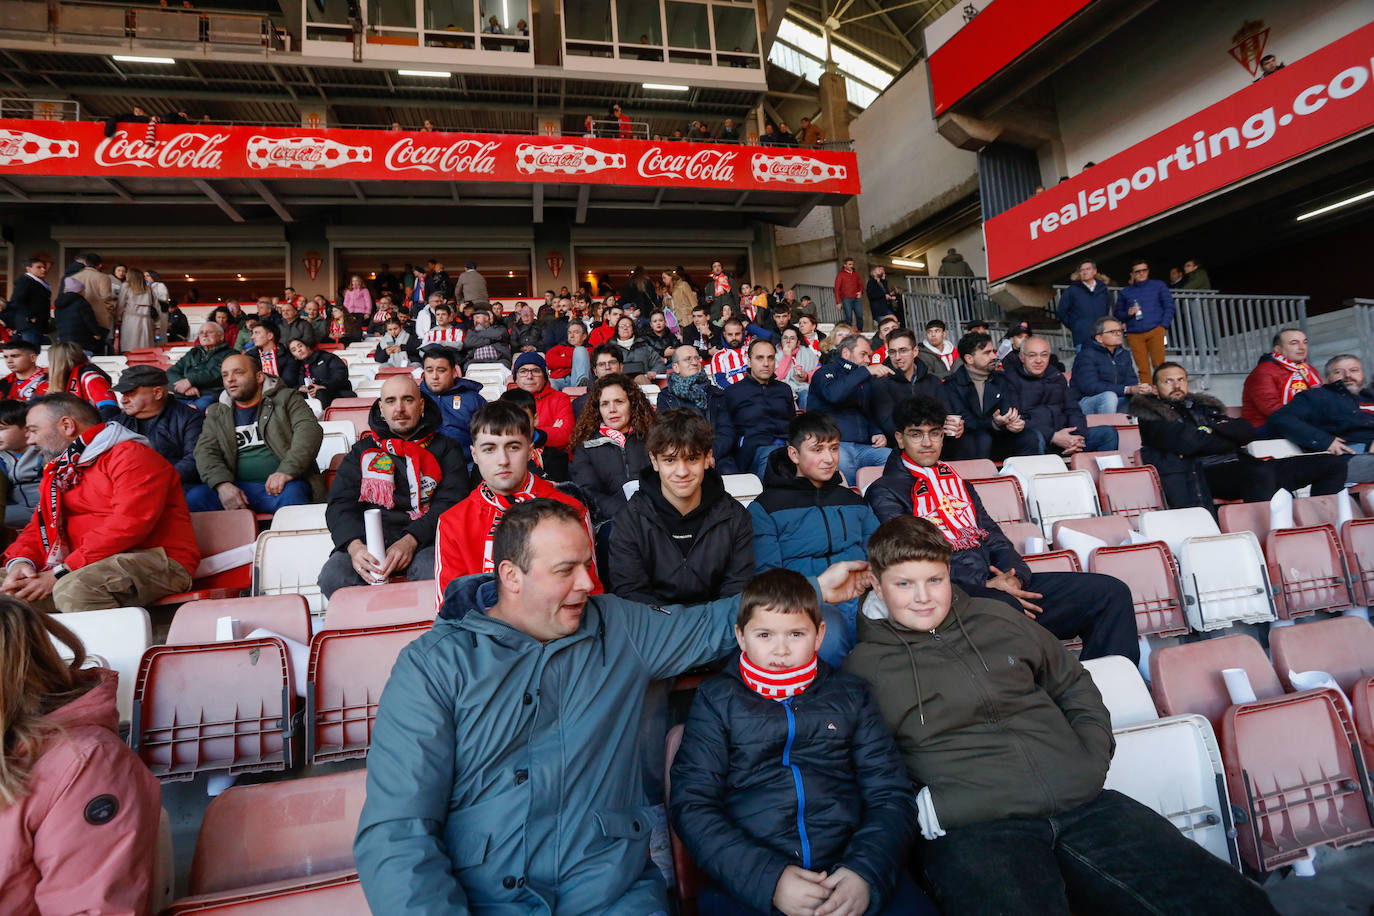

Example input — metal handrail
[0,97,81,120]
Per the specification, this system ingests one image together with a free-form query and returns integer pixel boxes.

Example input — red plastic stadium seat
[1270,616,1374,695]
[946,458,997,479]
[1151,635,1284,732]
[1052,515,1133,548]
[1089,541,1189,637]
[167,595,312,647]
[1069,449,1137,491]
[854,466,883,495]
[131,638,297,780]
[376,366,413,378]
[307,622,431,764]
[1085,413,1130,426]
[1342,519,1374,605]
[1023,549,1081,574]
[1098,465,1164,525]
[665,724,703,916]
[189,769,366,895]
[1293,494,1366,528]
[1004,522,1047,554]
[967,476,1027,524]
[162,872,366,914]
[323,580,435,630]
[323,452,346,492]
[157,509,259,605]
[1219,505,1351,618]
[322,405,371,438]
[1113,425,1141,457]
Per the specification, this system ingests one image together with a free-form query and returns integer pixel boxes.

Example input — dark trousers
[1206,453,1348,502]
[700,871,937,916]
[921,790,1277,916]
[963,571,1139,662]
[948,427,1040,462]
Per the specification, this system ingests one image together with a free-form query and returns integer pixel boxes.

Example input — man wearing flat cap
[110,365,205,486]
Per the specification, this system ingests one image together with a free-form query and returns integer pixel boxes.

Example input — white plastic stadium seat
[1082,655,1158,729]
[1140,508,1274,630]
[52,606,151,725]
[270,503,329,532]
[1245,439,1303,460]
[316,431,353,470]
[318,420,359,443]
[1026,470,1099,540]
[253,529,335,612]
[723,473,763,507]
[1138,507,1220,556]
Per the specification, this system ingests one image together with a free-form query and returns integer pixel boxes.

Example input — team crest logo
[939,495,968,514]
[452,395,463,408]
[1229,20,1270,76]
[368,454,395,473]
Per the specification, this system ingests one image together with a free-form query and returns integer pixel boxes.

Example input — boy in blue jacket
[419,347,486,462]
[670,567,929,916]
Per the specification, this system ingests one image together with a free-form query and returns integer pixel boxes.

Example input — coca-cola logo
[269,145,323,163]
[537,151,583,168]
[637,147,737,182]
[94,130,227,170]
[762,161,814,178]
[384,138,499,174]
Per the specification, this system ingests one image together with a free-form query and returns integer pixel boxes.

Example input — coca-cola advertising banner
[0,120,860,195]
[984,21,1374,282]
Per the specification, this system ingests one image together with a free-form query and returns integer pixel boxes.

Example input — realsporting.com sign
[984,20,1374,281]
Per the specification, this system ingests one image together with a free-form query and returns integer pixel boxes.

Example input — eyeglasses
[902,429,945,442]
[1099,328,1124,335]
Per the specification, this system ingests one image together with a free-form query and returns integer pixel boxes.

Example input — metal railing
[2,1,286,51]
[792,284,840,323]
[585,119,651,140]
[1349,300,1374,371]
[0,97,81,120]
[902,275,1005,338]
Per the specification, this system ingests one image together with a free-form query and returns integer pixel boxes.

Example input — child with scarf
[669,568,929,916]
[372,317,422,368]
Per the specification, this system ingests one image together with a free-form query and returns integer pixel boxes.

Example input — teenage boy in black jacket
[671,568,928,916]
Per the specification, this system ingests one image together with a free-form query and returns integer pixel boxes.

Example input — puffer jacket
[355,572,749,915]
[421,377,486,461]
[942,364,1021,439]
[844,587,1113,830]
[612,337,662,377]
[1004,357,1088,441]
[1113,277,1174,332]
[166,342,234,399]
[0,671,161,915]
[749,447,878,577]
[1241,353,1322,427]
[111,396,205,484]
[1067,340,1138,400]
[297,349,356,407]
[196,376,325,499]
[670,659,917,914]
[1270,381,1374,451]
[607,468,754,606]
[510,320,543,352]
[569,430,651,527]
[1128,392,1255,509]
[52,290,107,353]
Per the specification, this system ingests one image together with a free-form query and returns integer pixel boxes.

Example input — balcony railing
[1,1,285,51]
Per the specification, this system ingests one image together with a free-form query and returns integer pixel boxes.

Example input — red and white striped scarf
[259,347,278,376]
[739,652,817,699]
[599,425,627,448]
[1273,354,1322,404]
[713,272,731,297]
[479,475,538,571]
[902,455,988,551]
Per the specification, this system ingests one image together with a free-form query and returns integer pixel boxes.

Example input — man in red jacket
[511,351,575,451]
[2,394,199,612]
[833,256,864,331]
[1241,328,1322,429]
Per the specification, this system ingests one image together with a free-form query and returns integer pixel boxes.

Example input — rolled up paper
[1338,490,1354,527]
[1024,536,1046,555]
[364,508,386,585]
[1221,667,1258,705]
[1269,488,1295,532]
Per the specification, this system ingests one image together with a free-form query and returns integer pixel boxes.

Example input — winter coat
[703,272,739,322]
[644,329,681,365]
[866,277,896,318]
[342,286,372,317]
[2,274,50,335]
[670,660,917,914]
[166,305,190,342]
[917,342,957,381]
[354,571,750,915]
[1270,381,1374,451]
[71,266,114,330]
[541,315,572,352]
[1056,280,1113,348]
[196,376,325,499]
[938,251,975,278]
[870,359,951,441]
[865,459,1032,592]
[1067,340,1139,400]
[276,315,314,347]
[844,588,1113,830]
[326,397,470,553]
[112,397,205,484]
[421,377,486,461]
[657,380,736,467]
[459,326,514,368]
[531,383,576,451]
[52,291,107,352]
[569,430,651,527]
[1241,353,1322,427]
[1180,267,1212,290]
[5,424,200,576]
[1113,277,1174,332]
[722,375,796,468]
[510,321,543,353]
[668,279,698,328]
[115,286,156,352]
[296,349,356,408]
[619,279,657,314]
[454,268,489,304]
[0,447,42,517]
[607,469,754,606]
[0,671,161,915]
[166,342,234,401]
[750,448,878,577]
[1004,358,1087,441]
[612,337,661,377]
[1128,392,1256,509]
[807,358,884,444]
[373,331,423,367]
[942,365,1022,440]
[681,323,721,359]
[834,268,863,302]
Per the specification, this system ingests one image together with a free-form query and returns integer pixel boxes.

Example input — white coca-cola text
[94,130,227,170]
[760,160,815,178]
[384,138,499,174]
[636,147,737,181]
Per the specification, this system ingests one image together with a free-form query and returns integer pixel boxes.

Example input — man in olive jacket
[166,322,235,410]
[844,516,1277,916]
[188,353,324,512]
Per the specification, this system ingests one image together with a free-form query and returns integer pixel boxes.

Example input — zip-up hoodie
[843,586,1113,830]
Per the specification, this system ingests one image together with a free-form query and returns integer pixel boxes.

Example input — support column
[819,71,867,286]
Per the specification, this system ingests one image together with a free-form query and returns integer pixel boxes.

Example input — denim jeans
[700,871,936,916]
[185,479,312,513]
[1077,390,1119,416]
[921,790,1275,916]
[550,347,591,390]
[840,297,864,331]
[747,439,785,480]
[838,442,891,487]
[317,546,435,598]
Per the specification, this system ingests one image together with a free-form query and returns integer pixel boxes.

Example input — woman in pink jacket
[0,598,161,915]
[341,274,373,319]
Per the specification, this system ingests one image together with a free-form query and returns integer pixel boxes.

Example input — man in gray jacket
[355,498,868,915]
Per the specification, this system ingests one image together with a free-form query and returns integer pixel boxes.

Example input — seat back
[1294,493,1364,528]
[322,406,371,438]
[1069,449,1135,489]
[1000,455,1069,478]
[1085,412,1131,426]
[854,466,883,495]
[665,724,705,910]
[1270,616,1374,694]
[1027,470,1099,538]
[1138,507,1221,556]
[1265,525,1353,619]
[189,769,366,895]
[168,595,312,647]
[1114,424,1141,458]
[1098,466,1165,527]
[1177,532,1276,630]
[307,622,432,764]
[131,638,296,780]
[1089,542,1189,637]
[1082,655,1159,728]
[1052,515,1133,548]
[52,606,151,725]
[945,458,996,479]
[323,581,435,630]
[253,529,335,612]
[967,476,1027,524]
[1217,501,1271,543]
[270,504,330,532]
[1022,550,1081,575]
[1341,518,1374,605]
[1003,521,1047,554]
[316,432,353,471]
[1246,438,1303,459]
[1150,634,1284,733]
[187,509,259,594]
[722,473,763,507]
[324,396,377,410]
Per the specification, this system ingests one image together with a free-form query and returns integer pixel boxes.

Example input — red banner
[0,120,860,195]
[984,21,1374,282]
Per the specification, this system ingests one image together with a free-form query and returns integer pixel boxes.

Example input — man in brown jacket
[71,252,115,337]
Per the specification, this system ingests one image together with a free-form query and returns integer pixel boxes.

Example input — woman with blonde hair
[0,597,161,911]
[820,321,856,354]
[45,342,118,419]
[115,267,156,352]
[342,274,373,319]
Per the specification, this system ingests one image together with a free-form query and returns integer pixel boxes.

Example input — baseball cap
[111,364,170,393]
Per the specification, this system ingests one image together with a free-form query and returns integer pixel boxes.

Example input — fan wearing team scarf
[318,376,471,598]
[1241,328,1323,429]
[434,400,600,608]
[670,568,926,916]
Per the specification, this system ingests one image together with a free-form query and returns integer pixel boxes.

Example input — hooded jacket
[607,468,754,606]
[1,446,42,517]
[5,424,200,576]
[0,671,161,915]
[196,376,325,499]
[1067,339,1139,400]
[917,340,957,381]
[611,336,662,377]
[326,397,471,554]
[1056,280,1113,348]
[808,357,884,445]
[1004,357,1087,441]
[870,357,950,441]
[354,572,752,915]
[111,396,205,484]
[1270,381,1374,451]
[750,448,879,578]
[569,430,651,527]
[1241,353,1322,426]
[421,376,487,460]
[297,348,356,408]
[1128,391,1255,509]
[844,588,1113,830]
[669,658,917,914]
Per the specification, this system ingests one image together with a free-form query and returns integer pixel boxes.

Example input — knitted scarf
[599,425,628,448]
[923,339,957,369]
[902,455,988,551]
[358,431,443,520]
[37,424,104,564]
[329,318,345,340]
[479,474,538,571]
[667,370,713,411]
[739,652,817,700]
[259,346,279,376]
[713,272,731,297]
[1273,354,1322,404]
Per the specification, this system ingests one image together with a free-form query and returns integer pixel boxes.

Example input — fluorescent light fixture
[398,69,451,78]
[891,258,925,269]
[1296,187,1374,221]
[113,55,175,64]
[642,82,689,91]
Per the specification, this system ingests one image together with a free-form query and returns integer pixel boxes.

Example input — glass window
[712,5,757,55]
[665,1,709,49]
[616,0,661,47]
[369,0,416,31]
[565,0,612,42]
[307,0,351,26]
[424,0,473,33]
